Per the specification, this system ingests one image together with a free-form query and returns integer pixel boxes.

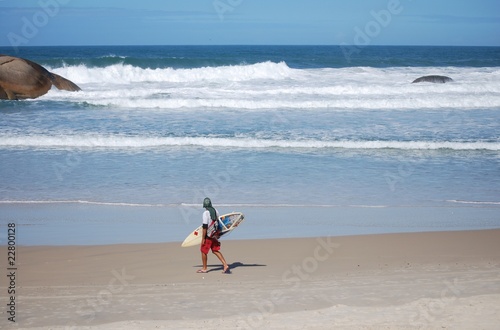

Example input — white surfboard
[181,212,245,247]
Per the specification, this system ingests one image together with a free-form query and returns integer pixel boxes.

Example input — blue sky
[0,0,499,47]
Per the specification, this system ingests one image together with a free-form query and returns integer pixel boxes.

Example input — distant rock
[0,55,81,100]
[412,75,453,84]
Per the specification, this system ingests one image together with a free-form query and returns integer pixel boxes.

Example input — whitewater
[2,59,499,155]
[45,61,500,110]
[1,135,500,151]
[0,45,499,245]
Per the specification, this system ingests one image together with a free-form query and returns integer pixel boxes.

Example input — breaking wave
[1,135,499,151]
[51,61,293,84]
[40,62,500,111]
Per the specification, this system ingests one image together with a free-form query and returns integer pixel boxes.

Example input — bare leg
[201,252,208,271]
[213,251,229,272]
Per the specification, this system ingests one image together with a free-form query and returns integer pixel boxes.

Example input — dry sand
[2,229,500,329]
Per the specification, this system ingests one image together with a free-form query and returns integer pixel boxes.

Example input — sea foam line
[0,200,168,207]
[0,200,387,208]
[446,200,500,206]
[1,135,499,151]
[3,200,498,208]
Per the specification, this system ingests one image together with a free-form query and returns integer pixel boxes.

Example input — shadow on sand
[194,261,266,273]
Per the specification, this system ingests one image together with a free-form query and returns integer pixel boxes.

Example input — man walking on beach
[197,197,230,274]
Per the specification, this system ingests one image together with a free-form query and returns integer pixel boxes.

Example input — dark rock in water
[412,75,453,84]
[0,55,81,100]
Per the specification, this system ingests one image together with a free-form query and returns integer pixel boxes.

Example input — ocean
[1,45,499,245]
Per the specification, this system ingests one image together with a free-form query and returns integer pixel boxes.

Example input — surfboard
[181,212,245,247]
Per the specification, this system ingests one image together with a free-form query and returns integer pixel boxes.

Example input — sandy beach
[2,229,500,329]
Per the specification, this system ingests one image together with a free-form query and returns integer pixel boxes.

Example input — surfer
[197,197,231,274]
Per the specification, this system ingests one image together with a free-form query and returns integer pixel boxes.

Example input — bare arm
[201,226,207,245]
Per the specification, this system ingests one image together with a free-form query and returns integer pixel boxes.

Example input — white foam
[52,61,292,84]
[0,200,167,207]
[46,63,500,111]
[1,135,499,151]
[0,200,387,208]
[446,200,500,206]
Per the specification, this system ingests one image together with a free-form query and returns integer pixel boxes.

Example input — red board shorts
[200,237,221,254]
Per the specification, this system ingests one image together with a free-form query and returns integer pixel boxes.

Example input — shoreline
[1,229,499,329]
[2,203,499,246]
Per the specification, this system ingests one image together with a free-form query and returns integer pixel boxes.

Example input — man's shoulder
[202,210,210,224]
